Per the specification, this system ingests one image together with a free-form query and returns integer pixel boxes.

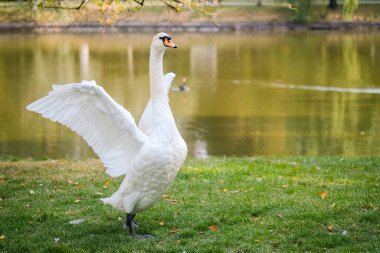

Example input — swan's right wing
[138,72,175,135]
[27,80,148,177]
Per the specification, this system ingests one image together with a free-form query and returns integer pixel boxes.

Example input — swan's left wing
[138,72,175,135]
[27,80,148,177]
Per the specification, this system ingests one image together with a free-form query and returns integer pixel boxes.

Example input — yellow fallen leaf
[103,179,111,188]
[170,228,178,233]
[96,192,103,196]
[318,191,328,200]
[0,235,5,240]
[328,224,334,232]
[255,239,261,243]
[217,180,224,183]
[209,225,218,231]
[74,199,81,203]
[282,184,288,188]
[330,203,336,209]
[67,180,74,184]
[159,221,165,226]
[29,190,35,194]
[222,188,228,192]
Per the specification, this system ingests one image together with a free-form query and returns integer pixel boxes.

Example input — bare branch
[133,0,145,6]
[38,0,87,10]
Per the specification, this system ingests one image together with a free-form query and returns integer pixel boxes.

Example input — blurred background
[0,0,379,158]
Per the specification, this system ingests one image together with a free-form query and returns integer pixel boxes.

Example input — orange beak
[164,38,177,48]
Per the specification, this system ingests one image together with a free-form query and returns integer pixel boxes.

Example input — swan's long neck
[149,46,179,136]
[149,47,165,99]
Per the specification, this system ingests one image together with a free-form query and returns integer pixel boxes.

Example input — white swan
[26,33,187,237]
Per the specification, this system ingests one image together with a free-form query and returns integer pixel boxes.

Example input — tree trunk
[328,0,338,10]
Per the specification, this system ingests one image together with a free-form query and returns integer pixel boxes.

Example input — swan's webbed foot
[123,213,154,239]
[135,234,155,240]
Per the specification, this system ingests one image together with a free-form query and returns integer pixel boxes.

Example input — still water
[0,32,379,158]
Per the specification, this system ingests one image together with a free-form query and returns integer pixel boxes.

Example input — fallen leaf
[67,180,74,184]
[202,179,210,183]
[277,214,283,218]
[170,228,178,233]
[53,237,60,244]
[68,219,86,225]
[52,178,58,182]
[318,191,328,200]
[159,221,165,226]
[29,190,35,194]
[328,224,334,232]
[209,225,218,231]
[95,192,103,196]
[254,239,261,243]
[74,199,81,203]
[0,235,5,240]
[341,230,348,236]
[330,203,336,209]
[176,240,181,244]
[222,188,228,192]
[217,180,224,183]
[25,204,32,208]
[282,184,288,188]
[103,179,111,188]
[269,241,279,248]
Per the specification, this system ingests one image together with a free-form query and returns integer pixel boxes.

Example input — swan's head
[152,32,177,52]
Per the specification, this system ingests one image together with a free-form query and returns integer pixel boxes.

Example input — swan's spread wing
[27,80,148,177]
[138,73,175,135]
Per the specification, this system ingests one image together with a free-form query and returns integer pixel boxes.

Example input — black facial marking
[159,36,172,45]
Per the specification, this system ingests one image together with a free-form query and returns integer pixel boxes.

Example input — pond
[0,32,379,158]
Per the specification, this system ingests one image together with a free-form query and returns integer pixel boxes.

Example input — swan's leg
[124,213,136,236]
[124,214,154,239]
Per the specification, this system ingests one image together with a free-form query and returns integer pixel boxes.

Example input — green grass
[0,157,379,252]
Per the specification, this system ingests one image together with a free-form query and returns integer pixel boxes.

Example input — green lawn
[0,157,379,252]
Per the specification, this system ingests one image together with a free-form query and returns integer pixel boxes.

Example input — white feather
[27,80,147,177]
[138,72,175,135]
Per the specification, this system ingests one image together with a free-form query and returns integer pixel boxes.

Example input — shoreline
[1,21,380,33]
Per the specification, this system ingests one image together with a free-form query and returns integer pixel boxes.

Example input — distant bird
[27,32,187,238]
[171,77,190,92]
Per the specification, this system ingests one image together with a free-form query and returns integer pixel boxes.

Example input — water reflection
[0,32,379,158]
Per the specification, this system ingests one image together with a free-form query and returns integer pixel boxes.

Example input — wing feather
[27,80,148,177]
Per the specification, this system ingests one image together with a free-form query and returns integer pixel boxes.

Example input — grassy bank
[0,157,379,252]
